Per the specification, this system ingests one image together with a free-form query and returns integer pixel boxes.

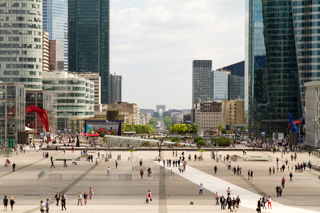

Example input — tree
[187,124,193,133]
[180,124,187,134]
[163,116,173,130]
[172,124,180,133]
[221,128,226,134]
[192,124,199,134]
[153,112,159,117]
[194,137,206,147]
[217,123,222,131]
[123,124,134,132]
[149,117,158,127]
[163,111,170,118]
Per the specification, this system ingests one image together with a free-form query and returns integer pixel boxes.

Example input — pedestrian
[61,196,66,211]
[40,200,45,213]
[220,195,226,210]
[273,166,275,174]
[9,196,15,211]
[227,196,232,211]
[63,159,67,167]
[251,170,253,180]
[279,186,283,196]
[215,192,219,205]
[50,160,55,168]
[214,165,218,174]
[45,199,49,213]
[256,198,262,213]
[289,172,293,181]
[140,159,143,166]
[236,195,241,211]
[247,170,250,180]
[281,177,285,188]
[269,167,271,175]
[107,167,110,176]
[233,167,236,175]
[84,192,88,206]
[275,186,280,197]
[54,192,60,206]
[2,196,8,211]
[115,160,118,168]
[89,188,93,199]
[199,183,203,195]
[227,187,231,196]
[147,190,152,203]
[12,162,16,172]
[268,196,272,209]
[140,169,144,179]
[232,197,237,212]
[77,192,82,206]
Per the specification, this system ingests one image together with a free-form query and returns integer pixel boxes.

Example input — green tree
[172,124,180,133]
[163,116,173,130]
[192,124,199,134]
[149,117,158,127]
[180,124,187,134]
[221,128,226,134]
[217,123,222,131]
[194,137,206,147]
[163,111,170,118]
[187,124,193,133]
[123,124,134,131]
[153,112,159,117]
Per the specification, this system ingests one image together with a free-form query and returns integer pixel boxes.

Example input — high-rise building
[192,60,212,107]
[49,40,64,71]
[43,31,49,72]
[109,73,122,104]
[42,0,68,70]
[212,70,230,101]
[0,0,43,90]
[246,0,302,135]
[68,0,110,104]
[217,61,244,77]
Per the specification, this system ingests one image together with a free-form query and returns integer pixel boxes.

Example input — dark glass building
[68,0,110,104]
[192,60,212,107]
[217,61,245,77]
[246,0,302,135]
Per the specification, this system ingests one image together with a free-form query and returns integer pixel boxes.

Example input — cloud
[110,0,245,110]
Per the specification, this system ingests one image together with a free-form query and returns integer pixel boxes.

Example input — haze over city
[110,0,245,109]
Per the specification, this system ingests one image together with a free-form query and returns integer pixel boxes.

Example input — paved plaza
[1,147,320,212]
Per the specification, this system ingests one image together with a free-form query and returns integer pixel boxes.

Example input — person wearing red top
[147,190,152,203]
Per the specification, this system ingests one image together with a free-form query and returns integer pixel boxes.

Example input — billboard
[261,132,265,137]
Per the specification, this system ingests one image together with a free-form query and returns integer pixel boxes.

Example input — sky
[110,0,245,110]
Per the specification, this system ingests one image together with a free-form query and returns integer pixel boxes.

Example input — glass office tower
[43,0,68,70]
[192,60,212,107]
[292,1,320,109]
[213,70,230,101]
[0,1,43,89]
[68,0,110,104]
[246,0,302,135]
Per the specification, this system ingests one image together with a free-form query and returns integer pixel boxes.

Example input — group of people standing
[3,196,15,211]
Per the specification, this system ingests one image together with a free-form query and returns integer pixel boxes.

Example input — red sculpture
[26,105,51,141]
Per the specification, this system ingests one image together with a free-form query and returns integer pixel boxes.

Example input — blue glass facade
[213,71,229,101]
[68,0,110,104]
[217,61,245,77]
[43,0,68,70]
[192,60,212,107]
[246,0,302,135]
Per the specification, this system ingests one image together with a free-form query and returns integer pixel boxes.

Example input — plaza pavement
[0,147,319,212]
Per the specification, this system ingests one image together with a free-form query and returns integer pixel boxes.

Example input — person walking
[257,198,262,213]
[54,192,60,206]
[281,177,286,188]
[63,159,67,167]
[140,169,144,179]
[247,170,250,180]
[251,170,253,180]
[77,192,82,206]
[12,163,16,172]
[236,195,241,211]
[214,165,218,174]
[115,160,118,168]
[227,196,232,211]
[269,167,271,175]
[289,172,293,181]
[199,183,203,195]
[89,188,93,199]
[232,197,237,212]
[45,199,49,213]
[50,160,55,168]
[61,196,66,211]
[220,195,226,210]
[107,167,110,176]
[268,196,272,209]
[147,190,152,203]
[215,192,219,205]
[227,187,231,196]
[83,192,88,206]
[40,200,45,213]
[9,196,15,211]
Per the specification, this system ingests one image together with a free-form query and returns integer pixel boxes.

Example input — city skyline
[110,0,245,109]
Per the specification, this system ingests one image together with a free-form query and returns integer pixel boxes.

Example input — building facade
[0,83,25,147]
[213,70,230,101]
[43,0,68,70]
[68,0,110,104]
[42,71,94,132]
[109,73,122,104]
[246,0,302,135]
[0,0,43,90]
[43,31,49,72]
[221,100,245,132]
[192,60,212,107]
[305,81,320,149]
[73,73,102,112]
[230,75,245,100]
[217,61,244,77]
[105,102,139,125]
[49,40,64,71]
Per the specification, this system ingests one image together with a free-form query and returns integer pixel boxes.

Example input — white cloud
[110,0,245,110]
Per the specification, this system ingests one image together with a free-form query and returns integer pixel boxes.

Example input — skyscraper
[212,70,230,101]
[0,0,43,89]
[246,0,302,135]
[192,60,212,107]
[68,0,110,104]
[42,0,68,70]
[109,73,122,104]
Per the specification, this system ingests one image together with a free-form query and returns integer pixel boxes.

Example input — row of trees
[172,124,199,134]
[149,117,158,127]
[163,116,173,130]
[123,124,154,134]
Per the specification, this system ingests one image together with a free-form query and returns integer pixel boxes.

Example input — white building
[305,81,320,149]
[42,71,94,131]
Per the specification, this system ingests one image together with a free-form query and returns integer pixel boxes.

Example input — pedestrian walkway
[155,162,318,213]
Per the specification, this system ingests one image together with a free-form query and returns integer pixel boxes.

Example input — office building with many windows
[68,0,110,104]
[0,0,43,90]
[192,60,212,107]
[42,71,94,132]
[43,0,68,70]
[109,73,122,104]
[212,70,230,101]
[246,0,302,135]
